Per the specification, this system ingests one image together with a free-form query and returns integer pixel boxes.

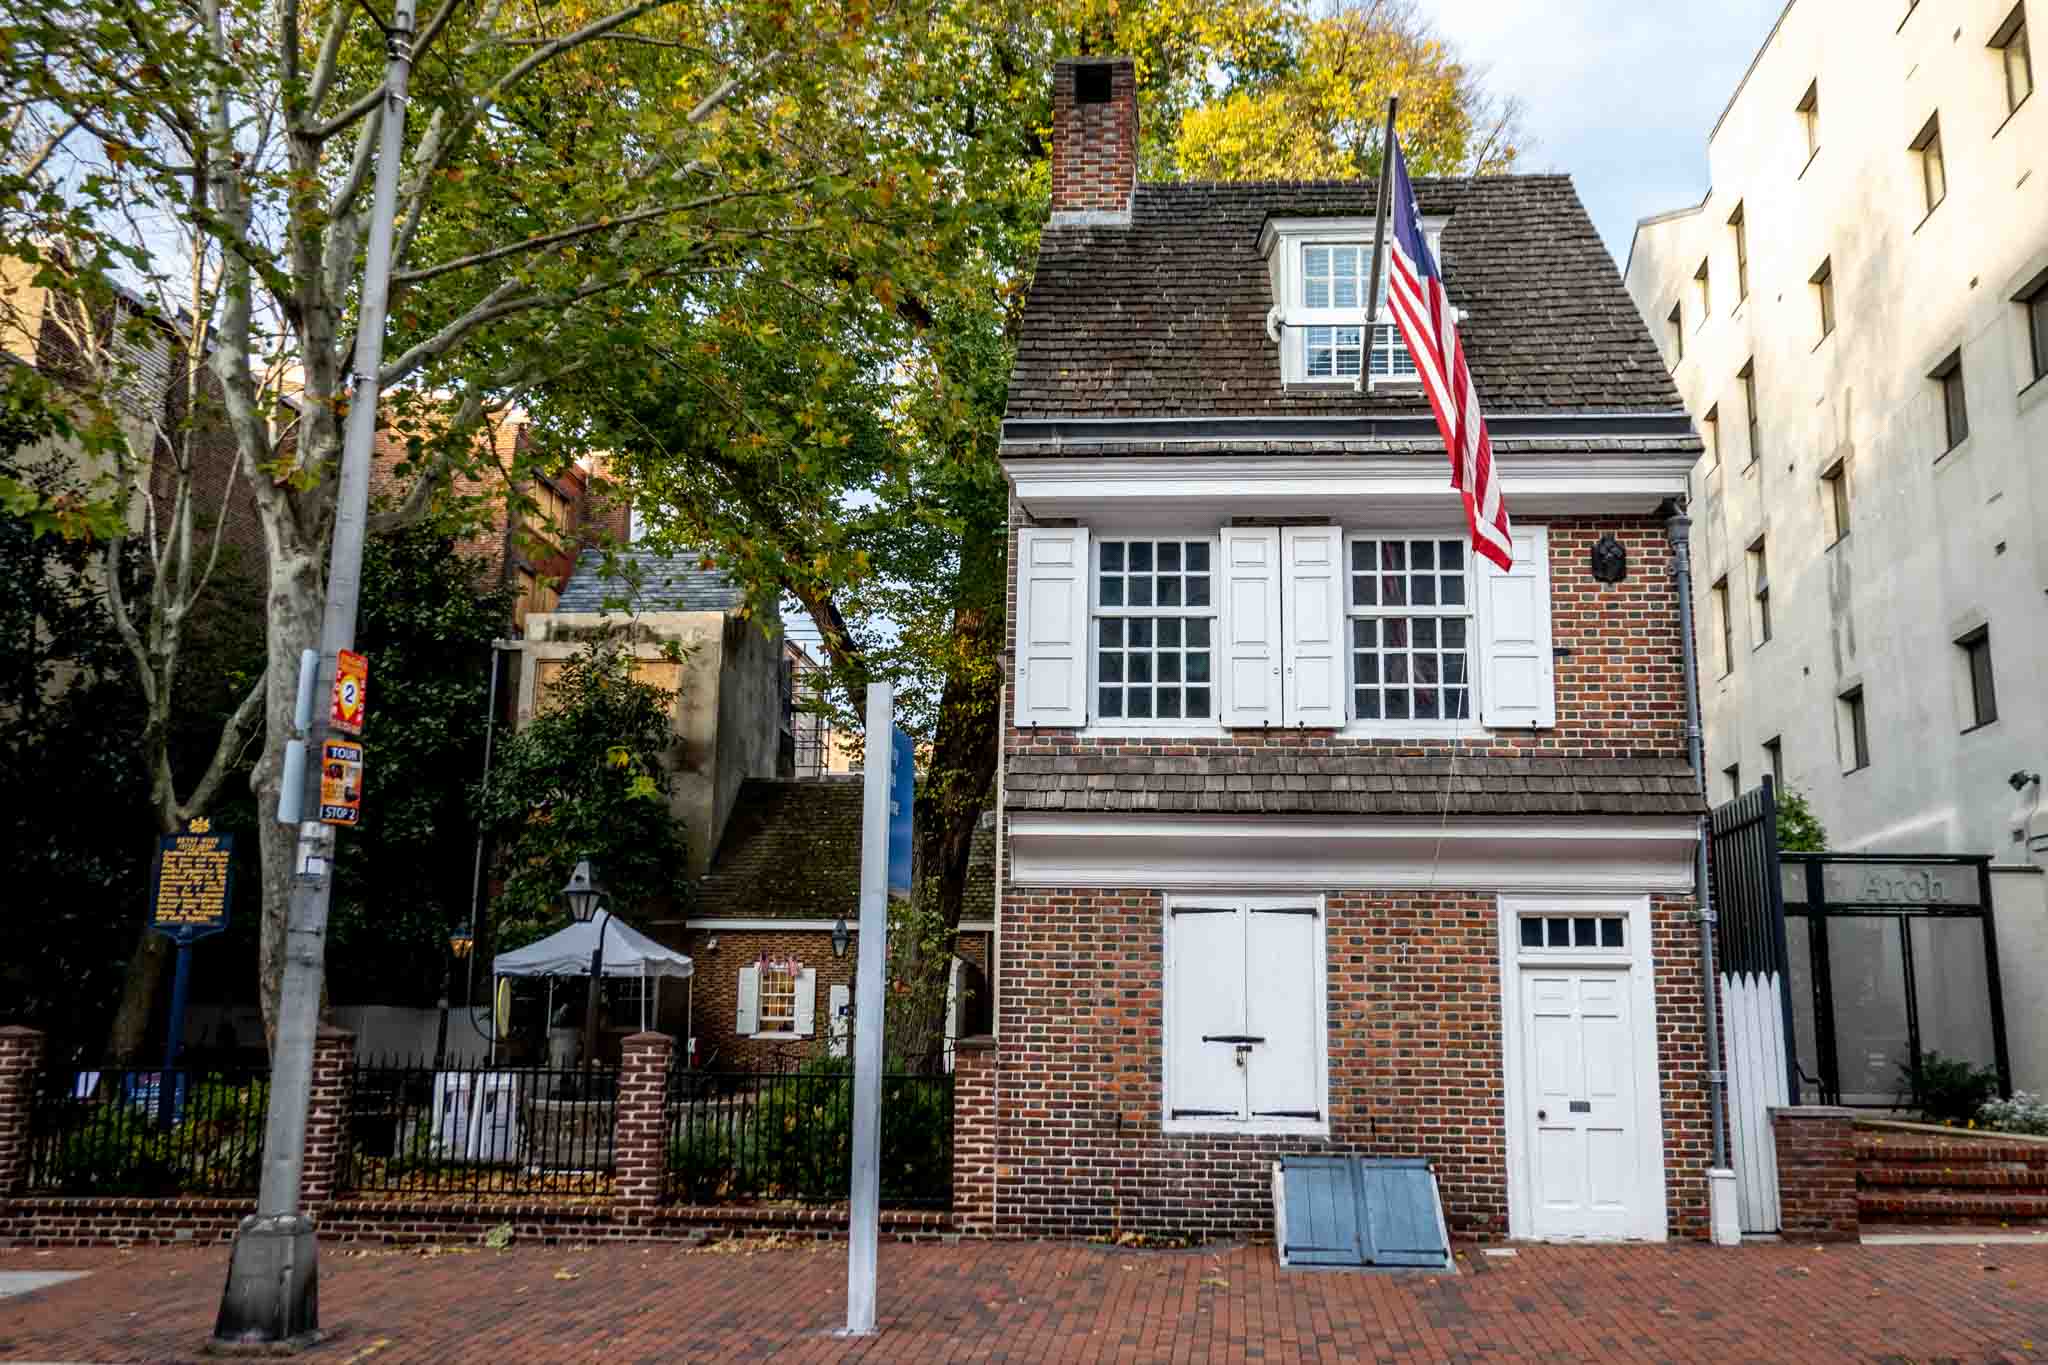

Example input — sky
[1421,0,1792,266]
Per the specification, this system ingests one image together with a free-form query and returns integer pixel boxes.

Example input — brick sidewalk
[4,1237,2048,1363]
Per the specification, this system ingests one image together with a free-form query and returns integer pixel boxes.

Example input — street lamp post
[562,860,609,1067]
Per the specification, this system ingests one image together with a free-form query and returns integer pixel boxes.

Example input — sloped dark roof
[696,779,999,921]
[1003,753,1704,817]
[554,545,744,614]
[1007,177,1684,422]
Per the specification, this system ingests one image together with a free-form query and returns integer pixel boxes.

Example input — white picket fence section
[1721,969,1790,1233]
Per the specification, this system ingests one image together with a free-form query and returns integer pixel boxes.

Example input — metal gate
[1709,777,1798,1234]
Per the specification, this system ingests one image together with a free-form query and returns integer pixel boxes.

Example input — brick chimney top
[1050,57,1137,226]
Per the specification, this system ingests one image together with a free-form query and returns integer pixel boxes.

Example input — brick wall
[952,1037,996,1233]
[615,1033,671,1211]
[300,1026,354,1206]
[0,1027,45,1196]
[990,888,1711,1243]
[1772,1106,1859,1241]
[1050,59,1138,217]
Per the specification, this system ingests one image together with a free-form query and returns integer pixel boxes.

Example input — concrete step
[1855,1137,2048,1167]
[1860,1163,2048,1191]
[1858,1189,2048,1224]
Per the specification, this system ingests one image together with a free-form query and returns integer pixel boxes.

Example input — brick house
[985,57,1713,1244]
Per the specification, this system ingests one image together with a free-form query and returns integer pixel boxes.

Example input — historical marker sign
[319,740,364,826]
[330,649,368,735]
[151,820,234,942]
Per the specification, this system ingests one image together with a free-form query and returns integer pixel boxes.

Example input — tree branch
[185,673,268,815]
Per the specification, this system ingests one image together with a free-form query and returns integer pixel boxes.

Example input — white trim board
[1498,893,1670,1243]
[1005,814,1697,892]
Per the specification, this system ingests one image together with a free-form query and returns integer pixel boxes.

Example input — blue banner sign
[888,726,915,899]
[150,824,234,944]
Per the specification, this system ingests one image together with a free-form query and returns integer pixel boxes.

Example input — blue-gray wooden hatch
[1273,1157,1452,1271]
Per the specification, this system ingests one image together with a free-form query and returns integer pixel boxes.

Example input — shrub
[1978,1091,2048,1136]
[1900,1051,2000,1123]
[667,1116,739,1202]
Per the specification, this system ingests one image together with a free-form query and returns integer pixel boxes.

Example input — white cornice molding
[1005,813,1698,893]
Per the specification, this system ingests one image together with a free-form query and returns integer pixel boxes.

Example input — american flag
[1381,135,1514,572]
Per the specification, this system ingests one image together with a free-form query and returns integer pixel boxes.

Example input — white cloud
[1419,0,1790,262]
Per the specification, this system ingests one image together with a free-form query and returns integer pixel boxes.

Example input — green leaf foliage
[1777,786,1828,853]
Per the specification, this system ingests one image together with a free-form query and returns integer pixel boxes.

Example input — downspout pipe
[1665,503,1730,1173]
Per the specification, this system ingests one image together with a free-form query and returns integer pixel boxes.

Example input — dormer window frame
[1261,216,1448,389]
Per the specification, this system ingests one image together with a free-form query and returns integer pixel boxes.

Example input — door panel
[1247,909,1321,1118]
[1170,910,1246,1118]
[1523,968,1638,1238]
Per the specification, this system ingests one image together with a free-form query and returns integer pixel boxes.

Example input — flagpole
[1357,95,1400,394]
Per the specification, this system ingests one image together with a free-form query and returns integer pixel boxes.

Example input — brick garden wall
[985,888,1712,1243]
[1772,1106,1859,1241]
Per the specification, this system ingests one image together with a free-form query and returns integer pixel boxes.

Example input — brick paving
[3,1237,2048,1363]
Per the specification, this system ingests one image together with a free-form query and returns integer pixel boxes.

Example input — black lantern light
[832,916,851,959]
[562,859,605,922]
[1591,532,1628,584]
[562,858,611,1065]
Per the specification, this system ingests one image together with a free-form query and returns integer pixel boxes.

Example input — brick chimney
[1051,57,1137,224]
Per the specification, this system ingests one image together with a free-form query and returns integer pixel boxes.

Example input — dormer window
[1263,218,1442,387]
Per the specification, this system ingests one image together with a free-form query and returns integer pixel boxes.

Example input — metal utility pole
[213,0,417,1344]
[842,682,892,1336]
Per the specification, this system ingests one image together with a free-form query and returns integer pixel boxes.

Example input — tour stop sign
[331,650,368,735]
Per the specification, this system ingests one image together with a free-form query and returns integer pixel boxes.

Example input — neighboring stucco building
[1625,0,2048,855]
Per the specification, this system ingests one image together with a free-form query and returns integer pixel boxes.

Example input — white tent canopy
[492,913,694,981]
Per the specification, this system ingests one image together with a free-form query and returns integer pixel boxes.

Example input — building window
[2024,273,2048,384]
[1960,627,1999,728]
[1166,898,1328,1133]
[1797,81,1820,160]
[1812,258,1836,341]
[1347,536,1472,722]
[1712,576,1734,676]
[1747,537,1772,645]
[1765,736,1784,788]
[1694,258,1711,319]
[1723,763,1742,802]
[1934,351,1970,451]
[1840,686,1871,772]
[1912,114,1947,216]
[1740,361,1761,466]
[1667,301,1684,364]
[758,960,799,1032]
[1301,244,1415,381]
[1704,404,1720,466]
[1994,6,2034,115]
[1730,203,1750,301]
[1095,539,1215,722]
[1821,460,1850,545]
[1518,913,1626,952]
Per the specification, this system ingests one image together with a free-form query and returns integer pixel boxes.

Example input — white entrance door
[1523,968,1638,1239]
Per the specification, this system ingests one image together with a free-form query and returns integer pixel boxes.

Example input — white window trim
[1263,219,1446,387]
[1339,529,1480,739]
[1161,892,1331,1138]
[1084,531,1225,738]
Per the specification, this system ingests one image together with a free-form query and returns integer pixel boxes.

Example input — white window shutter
[794,967,818,1036]
[1246,908,1322,1120]
[1220,528,1282,728]
[1281,527,1346,727]
[827,983,851,1057]
[1478,526,1555,729]
[735,964,760,1035]
[1013,527,1090,727]
[1168,908,1247,1120]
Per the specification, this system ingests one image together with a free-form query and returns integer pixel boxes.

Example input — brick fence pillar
[1772,1106,1859,1241]
[300,1026,355,1208]
[614,1032,672,1214]
[952,1035,996,1234]
[0,1027,46,1196]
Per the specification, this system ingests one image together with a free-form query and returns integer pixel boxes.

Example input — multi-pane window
[2025,277,2048,383]
[1765,736,1784,788]
[1995,6,2033,114]
[1813,258,1836,340]
[759,961,799,1032]
[1740,361,1761,465]
[1748,537,1772,645]
[1518,914,1626,951]
[1822,460,1850,545]
[1841,686,1871,772]
[1936,352,1970,450]
[1960,627,1999,728]
[1301,245,1416,381]
[1913,114,1947,214]
[1730,204,1750,301]
[1347,536,1471,722]
[1723,764,1742,802]
[1704,405,1720,466]
[1095,539,1214,722]
[1798,81,1820,160]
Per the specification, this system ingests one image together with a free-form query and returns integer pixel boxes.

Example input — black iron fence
[24,1064,269,1196]
[664,1058,953,1209]
[343,1059,618,1198]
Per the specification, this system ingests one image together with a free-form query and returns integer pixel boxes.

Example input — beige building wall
[1626,0,2048,858]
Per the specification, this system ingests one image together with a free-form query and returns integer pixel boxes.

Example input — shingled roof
[1007,178,1684,423]
[554,545,744,614]
[696,778,999,922]
[1004,753,1705,818]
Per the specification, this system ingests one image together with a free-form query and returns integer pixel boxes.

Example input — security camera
[2010,770,2042,793]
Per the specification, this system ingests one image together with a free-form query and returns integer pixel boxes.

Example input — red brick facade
[1050,59,1138,217]
[0,1026,45,1197]
[299,1025,354,1206]
[1772,1106,1860,1241]
[615,1032,671,1212]
[952,1037,996,1234]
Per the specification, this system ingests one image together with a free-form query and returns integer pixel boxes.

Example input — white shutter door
[735,964,760,1035]
[1220,527,1282,728]
[1281,527,1346,728]
[1478,525,1555,729]
[1169,908,1247,1120]
[1246,907,1323,1120]
[1014,527,1090,727]
[794,967,818,1036]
